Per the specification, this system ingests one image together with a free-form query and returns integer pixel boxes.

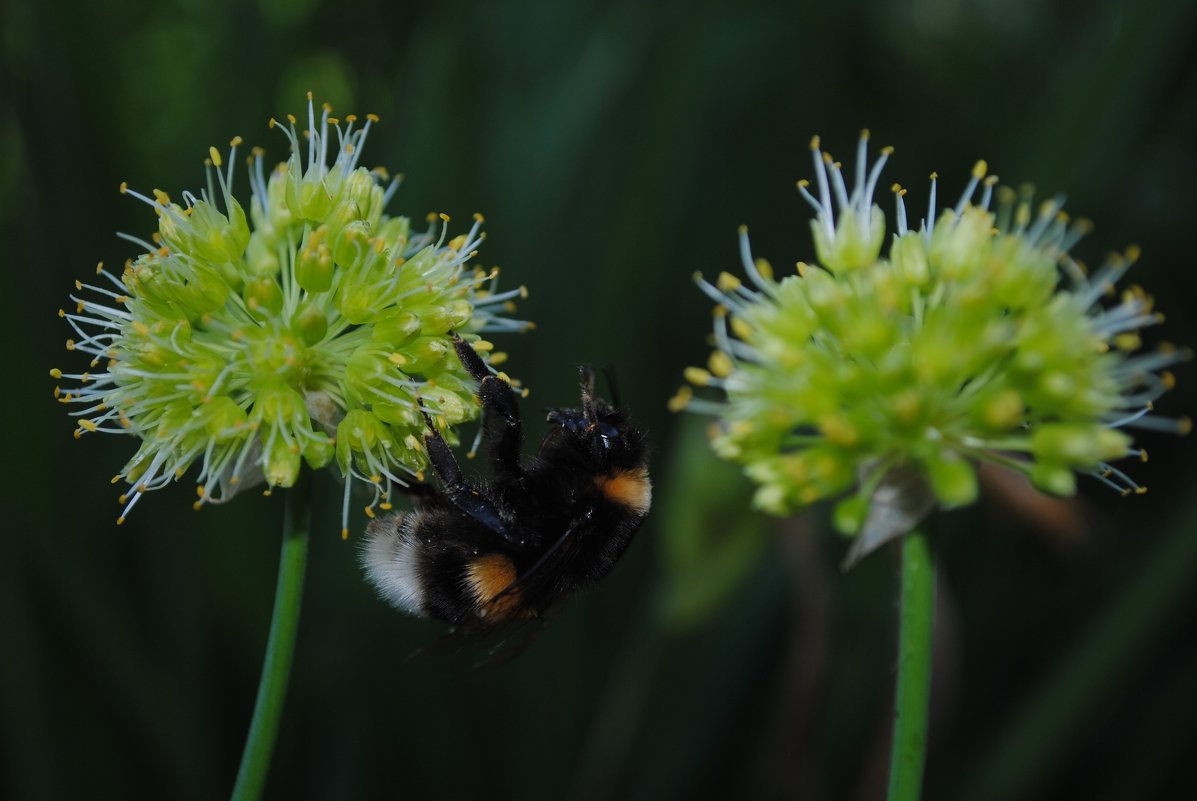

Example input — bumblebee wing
[409,614,553,670]
[486,512,589,614]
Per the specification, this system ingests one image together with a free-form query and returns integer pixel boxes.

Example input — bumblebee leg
[450,333,524,477]
[423,415,513,540]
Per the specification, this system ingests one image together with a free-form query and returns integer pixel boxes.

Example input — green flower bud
[243,276,283,320]
[265,433,302,487]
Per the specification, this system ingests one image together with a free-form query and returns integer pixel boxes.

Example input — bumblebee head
[543,365,646,467]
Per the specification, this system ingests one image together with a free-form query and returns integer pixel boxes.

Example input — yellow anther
[685,367,713,386]
[797,179,810,189]
[929,171,939,180]
[796,261,809,277]
[268,117,278,128]
[860,128,870,140]
[388,352,407,365]
[1113,333,1141,351]
[74,279,82,290]
[341,528,350,540]
[880,145,894,156]
[730,318,753,339]
[345,114,357,123]
[380,502,393,511]
[971,159,988,179]
[209,146,222,167]
[716,272,741,292]
[709,350,734,377]
[667,386,693,413]
[306,90,314,101]
[286,114,297,124]
[327,117,339,125]
[230,135,243,147]
[366,113,380,122]
[809,135,821,150]
[152,188,170,205]
[755,258,774,281]
[79,419,97,432]
[132,321,150,336]
[1125,244,1141,263]
[49,368,63,378]
[119,181,128,193]
[439,212,451,222]
[474,212,485,223]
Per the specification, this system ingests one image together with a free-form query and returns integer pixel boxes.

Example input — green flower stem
[886,524,936,801]
[231,472,311,801]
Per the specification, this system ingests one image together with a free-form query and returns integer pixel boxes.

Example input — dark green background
[4,0,1197,798]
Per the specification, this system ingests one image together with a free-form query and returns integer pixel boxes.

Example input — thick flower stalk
[53,96,529,536]
[675,132,1188,558]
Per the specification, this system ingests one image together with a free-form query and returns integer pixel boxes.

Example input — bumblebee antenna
[601,364,622,408]
[579,365,598,423]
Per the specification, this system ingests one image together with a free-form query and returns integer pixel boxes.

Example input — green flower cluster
[53,96,528,536]
[676,133,1187,551]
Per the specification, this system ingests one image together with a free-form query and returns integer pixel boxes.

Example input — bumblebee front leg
[450,333,524,477]
[422,414,513,541]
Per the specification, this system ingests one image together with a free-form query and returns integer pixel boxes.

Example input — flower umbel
[676,132,1189,561]
[53,96,529,536]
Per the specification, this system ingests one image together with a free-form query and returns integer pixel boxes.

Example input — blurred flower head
[674,132,1188,560]
[53,95,529,536]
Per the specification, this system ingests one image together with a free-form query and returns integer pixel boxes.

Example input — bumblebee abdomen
[361,513,427,617]
[463,553,524,621]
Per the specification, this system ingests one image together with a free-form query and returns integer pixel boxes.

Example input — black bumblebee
[361,334,650,627]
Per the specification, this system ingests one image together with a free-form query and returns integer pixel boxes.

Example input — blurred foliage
[3,0,1197,799]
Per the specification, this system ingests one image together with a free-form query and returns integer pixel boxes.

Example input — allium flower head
[53,95,529,536]
[675,132,1189,560]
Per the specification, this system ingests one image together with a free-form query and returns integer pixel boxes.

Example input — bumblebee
[361,334,651,626]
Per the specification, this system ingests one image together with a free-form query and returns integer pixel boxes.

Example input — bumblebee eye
[597,421,618,447]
